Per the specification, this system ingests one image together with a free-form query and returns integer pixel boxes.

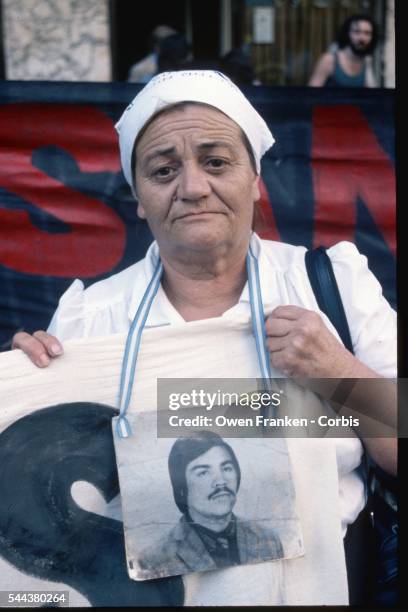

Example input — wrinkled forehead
[135,101,242,150]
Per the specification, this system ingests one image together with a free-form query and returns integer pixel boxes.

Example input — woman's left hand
[265,305,357,378]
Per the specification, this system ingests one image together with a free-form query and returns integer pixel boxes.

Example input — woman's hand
[265,305,357,378]
[265,305,397,476]
[12,331,63,368]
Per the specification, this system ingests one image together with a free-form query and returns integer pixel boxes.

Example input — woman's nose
[176,163,212,202]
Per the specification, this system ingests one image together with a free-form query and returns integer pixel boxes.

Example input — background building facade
[0,0,395,86]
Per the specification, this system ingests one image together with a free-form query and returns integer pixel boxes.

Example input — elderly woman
[12,71,396,605]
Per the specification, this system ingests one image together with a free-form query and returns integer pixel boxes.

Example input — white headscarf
[115,70,275,188]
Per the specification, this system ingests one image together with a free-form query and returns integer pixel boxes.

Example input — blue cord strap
[116,259,163,438]
[246,246,272,390]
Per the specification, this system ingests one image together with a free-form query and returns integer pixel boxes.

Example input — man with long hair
[308,14,379,87]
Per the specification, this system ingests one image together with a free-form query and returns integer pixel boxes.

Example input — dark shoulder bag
[305,246,398,606]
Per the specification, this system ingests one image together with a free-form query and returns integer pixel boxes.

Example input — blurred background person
[308,14,379,87]
[219,48,261,87]
[157,33,192,73]
[127,24,178,83]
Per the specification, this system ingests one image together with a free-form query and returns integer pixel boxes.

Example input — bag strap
[304,246,354,354]
[305,247,397,502]
[305,246,374,509]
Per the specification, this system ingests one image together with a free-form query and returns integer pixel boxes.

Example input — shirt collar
[187,512,237,543]
[234,232,275,307]
[127,232,276,326]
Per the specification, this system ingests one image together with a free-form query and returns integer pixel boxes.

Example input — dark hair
[337,14,379,53]
[157,34,191,73]
[220,49,256,86]
[149,25,178,51]
[168,431,241,514]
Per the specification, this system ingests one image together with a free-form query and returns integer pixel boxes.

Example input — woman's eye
[207,158,226,169]
[153,166,175,179]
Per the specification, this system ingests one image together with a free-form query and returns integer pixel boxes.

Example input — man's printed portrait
[114,412,304,580]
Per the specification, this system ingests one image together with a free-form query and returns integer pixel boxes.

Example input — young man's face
[349,20,373,55]
[185,445,239,523]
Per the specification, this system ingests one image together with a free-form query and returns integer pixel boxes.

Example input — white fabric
[48,233,397,537]
[1,319,349,605]
[114,70,275,185]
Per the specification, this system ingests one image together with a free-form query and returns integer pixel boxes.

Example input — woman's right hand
[12,331,63,367]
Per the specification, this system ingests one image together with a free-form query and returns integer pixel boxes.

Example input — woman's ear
[252,175,261,203]
[137,201,147,219]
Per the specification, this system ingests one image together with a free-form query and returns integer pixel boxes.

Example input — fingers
[268,348,296,377]
[33,331,63,356]
[266,336,287,353]
[12,331,63,368]
[270,305,308,321]
[265,316,291,338]
[265,306,322,377]
[265,305,348,377]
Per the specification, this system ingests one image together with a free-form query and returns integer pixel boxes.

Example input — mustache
[209,486,236,500]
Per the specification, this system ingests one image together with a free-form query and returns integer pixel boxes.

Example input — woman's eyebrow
[197,141,234,152]
[143,146,176,167]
